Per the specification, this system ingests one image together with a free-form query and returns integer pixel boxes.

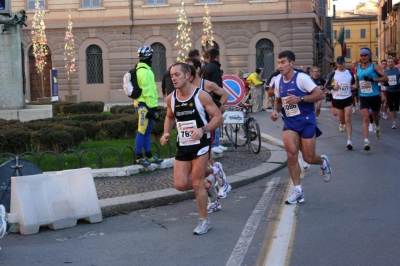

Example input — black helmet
[138,46,153,59]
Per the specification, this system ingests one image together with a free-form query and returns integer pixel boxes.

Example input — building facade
[378,0,400,61]
[333,1,379,65]
[12,0,333,103]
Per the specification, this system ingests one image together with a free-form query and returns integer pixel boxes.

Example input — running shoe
[339,124,344,132]
[148,156,163,164]
[213,162,227,187]
[0,205,6,239]
[364,141,371,151]
[352,106,356,114]
[136,158,151,167]
[206,175,218,202]
[302,162,310,170]
[207,200,221,213]
[320,155,332,182]
[193,217,211,235]
[382,112,388,119]
[218,182,232,199]
[392,123,397,129]
[347,140,353,150]
[211,147,223,154]
[285,189,305,204]
[368,123,374,132]
[218,145,228,151]
[375,128,381,139]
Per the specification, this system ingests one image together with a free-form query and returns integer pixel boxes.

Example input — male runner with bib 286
[270,50,332,205]
[160,62,223,235]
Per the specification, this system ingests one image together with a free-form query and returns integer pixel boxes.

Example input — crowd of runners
[157,45,400,235]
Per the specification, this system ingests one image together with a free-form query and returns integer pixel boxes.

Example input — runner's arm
[160,93,176,145]
[189,91,224,141]
[271,96,282,122]
[204,80,229,105]
[373,64,388,83]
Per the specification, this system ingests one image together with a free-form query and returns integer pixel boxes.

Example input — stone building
[333,1,379,64]
[12,0,333,103]
[378,0,400,61]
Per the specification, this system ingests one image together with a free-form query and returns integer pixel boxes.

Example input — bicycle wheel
[246,117,261,154]
[225,124,247,147]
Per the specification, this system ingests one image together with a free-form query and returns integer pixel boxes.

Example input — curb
[99,134,287,217]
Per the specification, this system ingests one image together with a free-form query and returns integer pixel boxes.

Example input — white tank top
[332,70,353,100]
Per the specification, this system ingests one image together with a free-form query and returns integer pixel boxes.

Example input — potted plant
[64,14,77,103]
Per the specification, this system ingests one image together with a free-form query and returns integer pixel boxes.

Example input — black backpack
[123,65,146,99]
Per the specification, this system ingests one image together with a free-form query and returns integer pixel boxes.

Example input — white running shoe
[285,189,304,204]
[320,155,332,182]
[0,205,6,239]
[193,218,211,235]
[213,162,227,187]
[302,162,310,170]
[352,106,356,113]
[218,145,228,151]
[211,147,223,154]
[207,200,221,213]
[368,123,374,132]
[218,182,232,199]
[382,112,388,119]
[206,175,218,201]
[347,140,353,150]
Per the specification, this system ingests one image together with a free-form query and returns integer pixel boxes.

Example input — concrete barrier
[8,168,102,235]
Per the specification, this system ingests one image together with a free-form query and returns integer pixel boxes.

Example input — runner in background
[380,59,389,120]
[350,60,360,113]
[355,48,388,151]
[310,67,326,124]
[325,56,356,150]
[384,58,400,129]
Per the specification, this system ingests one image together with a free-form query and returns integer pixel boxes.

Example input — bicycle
[224,102,261,154]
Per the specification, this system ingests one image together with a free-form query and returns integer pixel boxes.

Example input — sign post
[222,75,246,106]
[50,68,58,102]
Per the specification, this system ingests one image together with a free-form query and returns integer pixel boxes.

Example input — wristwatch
[202,127,208,134]
[300,96,305,102]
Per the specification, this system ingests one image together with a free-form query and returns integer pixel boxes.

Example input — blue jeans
[213,127,220,147]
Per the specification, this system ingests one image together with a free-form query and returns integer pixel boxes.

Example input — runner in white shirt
[325,56,356,150]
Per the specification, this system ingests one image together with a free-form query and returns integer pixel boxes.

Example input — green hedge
[0,103,165,154]
[53,101,104,115]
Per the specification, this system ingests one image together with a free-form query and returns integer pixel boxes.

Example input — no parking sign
[222,75,246,106]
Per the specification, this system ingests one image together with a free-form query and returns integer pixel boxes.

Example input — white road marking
[226,177,281,266]
[265,182,296,266]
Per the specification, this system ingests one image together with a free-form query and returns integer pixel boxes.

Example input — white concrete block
[8,168,102,235]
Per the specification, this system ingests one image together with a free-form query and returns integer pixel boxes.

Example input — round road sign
[222,75,246,106]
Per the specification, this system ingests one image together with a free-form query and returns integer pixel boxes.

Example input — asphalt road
[1,106,400,266]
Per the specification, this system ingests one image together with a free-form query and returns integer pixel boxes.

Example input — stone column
[0,24,25,110]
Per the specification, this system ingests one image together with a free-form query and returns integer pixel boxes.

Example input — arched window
[255,39,274,79]
[151,42,166,82]
[86,45,103,84]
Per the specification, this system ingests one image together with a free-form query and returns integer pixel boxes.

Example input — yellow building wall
[333,19,379,64]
